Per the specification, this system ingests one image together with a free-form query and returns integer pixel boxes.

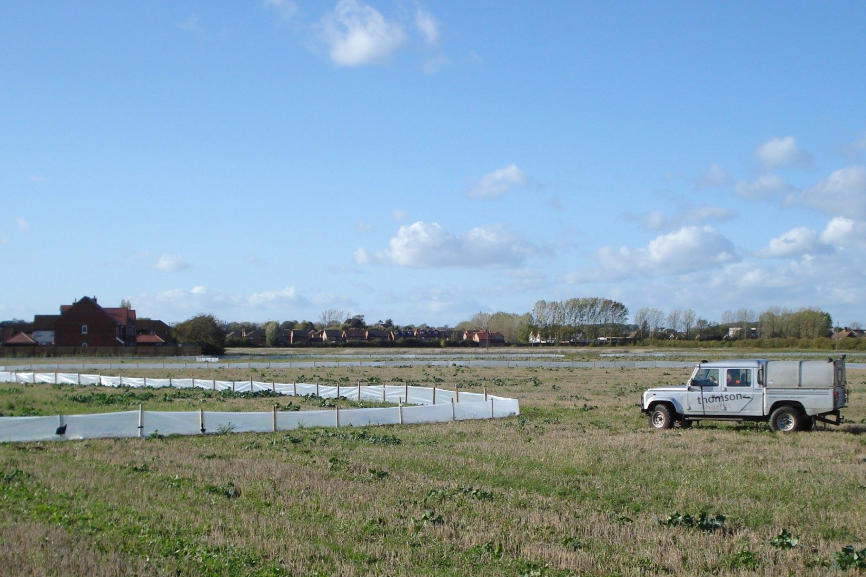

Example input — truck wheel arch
[769,404,805,433]
[648,402,676,430]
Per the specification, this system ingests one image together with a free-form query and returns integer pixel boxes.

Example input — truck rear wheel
[649,405,673,429]
[769,406,802,432]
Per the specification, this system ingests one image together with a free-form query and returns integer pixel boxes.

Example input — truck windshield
[692,368,719,387]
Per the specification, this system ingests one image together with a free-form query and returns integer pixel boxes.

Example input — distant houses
[0,296,177,353]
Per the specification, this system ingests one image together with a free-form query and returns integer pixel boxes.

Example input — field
[1,357,865,576]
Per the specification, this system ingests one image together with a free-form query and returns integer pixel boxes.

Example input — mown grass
[1,359,864,576]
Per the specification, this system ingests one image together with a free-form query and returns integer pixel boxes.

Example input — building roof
[104,307,136,325]
[136,334,165,344]
[33,315,59,331]
[5,332,36,345]
[137,319,170,332]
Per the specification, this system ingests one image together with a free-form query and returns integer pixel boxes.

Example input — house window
[82,342,88,348]
[82,325,88,335]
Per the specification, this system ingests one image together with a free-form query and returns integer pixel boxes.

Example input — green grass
[1,357,864,576]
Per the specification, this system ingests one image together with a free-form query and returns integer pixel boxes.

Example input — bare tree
[119,299,132,309]
[683,309,696,340]
[667,310,682,336]
[319,309,349,328]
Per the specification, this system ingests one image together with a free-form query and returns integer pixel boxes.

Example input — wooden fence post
[199,409,205,434]
[138,404,144,438]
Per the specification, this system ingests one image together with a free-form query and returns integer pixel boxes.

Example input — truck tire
[769,406,802,432]
[801,416,815,431]
[678,419,693,429]
[649,404,674,429]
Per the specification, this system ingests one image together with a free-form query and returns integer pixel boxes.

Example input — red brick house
[136,319,175,344]
[54,297,137,347]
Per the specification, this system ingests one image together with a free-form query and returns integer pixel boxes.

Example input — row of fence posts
[12,373,495,438]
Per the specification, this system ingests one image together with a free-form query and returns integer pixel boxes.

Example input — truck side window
[693,368,719,387]
[727,369,750,387]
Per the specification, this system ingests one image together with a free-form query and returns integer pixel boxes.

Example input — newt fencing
[0,371,520,443]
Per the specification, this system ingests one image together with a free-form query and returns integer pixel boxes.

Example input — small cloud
[838,133,866,161]
[28,175,45,182]
[820,216,866,249]
[756,226,832,258]
[735,173,795,200]
[319,0,407,67]
[415,5,439,46]
[191,286,208,295]
[356,221,540,268]
[245,255,266,267]
[247,287,305,308]
[755,136,812,170]
[177,15,201,32]
[630,205,735,231]
[264,0,298,24]
[547,196,566,212]
[469,164,528,198]
[696,163,732,190]
[390,209,408,221]
[155,255,190,273]
[567,226,739,283]
[797,165,866,219]
[357,219,373,233]
[16,218,30,232]
[0,235,8,245]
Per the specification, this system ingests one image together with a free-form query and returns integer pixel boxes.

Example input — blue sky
[2,1,865,328]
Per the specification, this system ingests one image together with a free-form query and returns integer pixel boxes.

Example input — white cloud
[247,287,305,308]
[469,164,528,198]
[415,5,439,46]
[357,219,373,233]
[155,255,190,273]
[0,235,7,245]
[320,0,406,66]
[356,221,539,268]
[735,173,794,200]
[696,163,732,190]
[390,209,408,220]
[797,165,866,219]
[756,226,832,258]
[569,226,739,282]
[633,205,735,231]
[264,0,298,23]
[755,136,812,170]
[28,175,45,182]
[16,218,30,232]
[177,15,201,32]
[820,217,866,249]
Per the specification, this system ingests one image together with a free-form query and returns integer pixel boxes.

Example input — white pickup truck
[641,357,848,432]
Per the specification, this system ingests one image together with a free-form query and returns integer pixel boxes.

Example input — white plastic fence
[0,371,519,443]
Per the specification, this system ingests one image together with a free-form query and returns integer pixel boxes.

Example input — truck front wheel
[649,405,674,429]
[769,406,802,432]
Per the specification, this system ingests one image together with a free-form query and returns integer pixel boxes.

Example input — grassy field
[1,358,865,576]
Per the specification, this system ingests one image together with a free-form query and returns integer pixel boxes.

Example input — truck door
[686,367,720,416]
[720,368,760,416]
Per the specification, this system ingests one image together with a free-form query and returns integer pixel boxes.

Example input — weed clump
[659,511,726,532]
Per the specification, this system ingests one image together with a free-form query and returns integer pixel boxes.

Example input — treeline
[531,298,629,342]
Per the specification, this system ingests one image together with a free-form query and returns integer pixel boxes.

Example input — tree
[173,314,225,355]
[667,310,682,336]
[263,321,281,347]
[319,309,349,328]
[683,309,696,340]
[119,299,132,309]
